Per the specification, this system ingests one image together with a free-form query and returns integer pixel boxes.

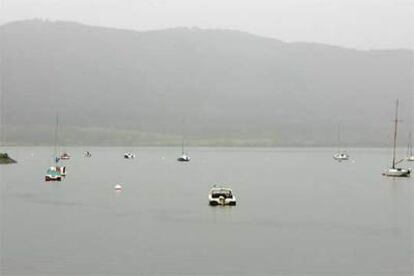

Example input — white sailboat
[383,100,411,177]
[46,113,65,181]
[177,140,190,162]
[333,124,350,162]
[407,71,414,161]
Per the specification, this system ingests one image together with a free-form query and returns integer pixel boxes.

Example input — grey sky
[1,0,413,50]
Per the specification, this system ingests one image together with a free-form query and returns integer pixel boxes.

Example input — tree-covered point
[0,153,17,164]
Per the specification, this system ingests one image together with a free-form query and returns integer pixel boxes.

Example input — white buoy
[114,184,123,191]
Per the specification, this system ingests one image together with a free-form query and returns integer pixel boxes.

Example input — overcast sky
[1,0,413,50]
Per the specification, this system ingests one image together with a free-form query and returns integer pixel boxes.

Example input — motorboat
[333,151,350,162]
[124,152,135,159]
[45,166,62,181]
[60,152,70,160]
[208,186,236,206]
[84,151,92,158]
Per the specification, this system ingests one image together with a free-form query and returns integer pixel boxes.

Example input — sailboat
[177,140,190,162]
[383,100,411,177]
[45,114,66,181]
[407,133,414,161]
[333,124,350,162]
[59,120,70,160]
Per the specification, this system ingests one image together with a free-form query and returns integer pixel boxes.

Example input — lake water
[1,147,413,276]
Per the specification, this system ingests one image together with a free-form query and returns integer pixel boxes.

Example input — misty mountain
[0,19,413,146]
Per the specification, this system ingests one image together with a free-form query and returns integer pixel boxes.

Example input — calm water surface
[1,147,413,276]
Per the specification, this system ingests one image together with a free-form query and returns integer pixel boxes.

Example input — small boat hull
[382,168,411,177]
[209,200,236,206]
[407,156,414,162]
[177,157,190,162]
[45,175,62,181]
[177,154,191,162]
[333,153,349,161]
[60,153,70,160]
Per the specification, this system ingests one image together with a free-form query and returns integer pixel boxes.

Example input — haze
[1,0,414,50]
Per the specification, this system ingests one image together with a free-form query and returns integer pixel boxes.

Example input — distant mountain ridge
[1,19,413,146]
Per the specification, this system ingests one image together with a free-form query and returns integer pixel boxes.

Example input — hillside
[0,19,413,146]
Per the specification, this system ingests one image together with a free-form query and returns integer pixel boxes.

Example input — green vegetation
[0,153,17,164]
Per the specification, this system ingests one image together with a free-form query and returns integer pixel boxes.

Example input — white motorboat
[208,186,236,206]
[124,152,135,159]
[60,152,70,160]
[333,152,350,161]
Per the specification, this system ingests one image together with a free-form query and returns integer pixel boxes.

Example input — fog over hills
[1,19,413,146]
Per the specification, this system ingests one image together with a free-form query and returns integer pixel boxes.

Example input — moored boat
[177,140,190,162]
[383,100,411,177]
[208,186,236,206]
[124,152,135,159]
[60,152,70,160]
[333,152,349,162]
[333,124,350,162]
[45,166,62,181]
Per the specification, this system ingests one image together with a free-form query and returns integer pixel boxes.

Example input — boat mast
[392,100,399,169]
[337,123,341,152]
[54,113,59,163]
[181,117,185,155]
